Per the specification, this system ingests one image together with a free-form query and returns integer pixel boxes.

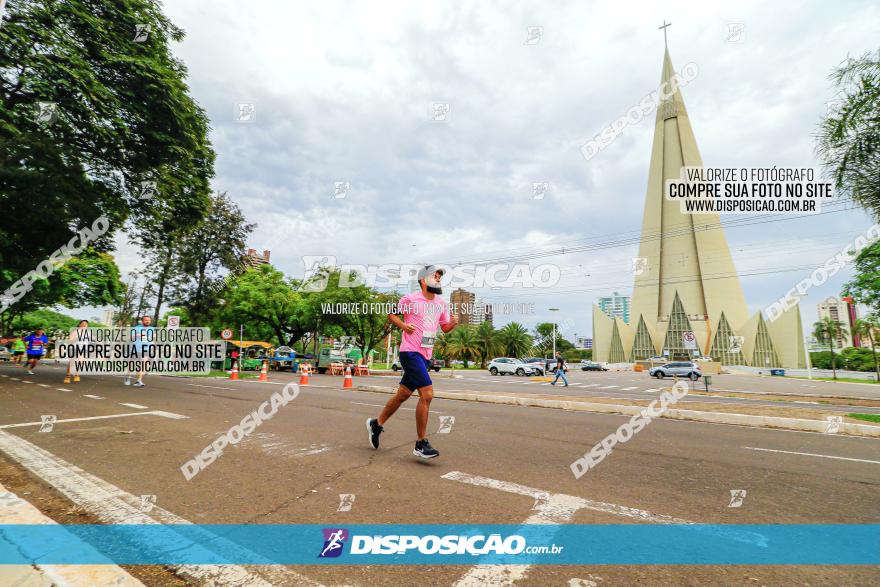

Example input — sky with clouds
[91,0,880,342]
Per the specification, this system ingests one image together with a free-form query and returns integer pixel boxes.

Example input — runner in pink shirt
[366,265,459,458]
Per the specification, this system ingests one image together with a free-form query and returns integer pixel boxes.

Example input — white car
[488,358,537,376]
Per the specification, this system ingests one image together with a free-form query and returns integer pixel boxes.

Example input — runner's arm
[388,313,415,333]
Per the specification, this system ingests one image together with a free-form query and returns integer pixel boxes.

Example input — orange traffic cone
[343,365,353,389]
[73,375,80,383]
[63,375,70,384]
[259,360,268,382]
[230,360,239,381]
[299,364,310,385]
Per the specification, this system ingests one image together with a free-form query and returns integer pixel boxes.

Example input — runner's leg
[378,384,414,425]
[415,386,433,439]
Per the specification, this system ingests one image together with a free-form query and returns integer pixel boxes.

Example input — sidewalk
[0,481,143,586]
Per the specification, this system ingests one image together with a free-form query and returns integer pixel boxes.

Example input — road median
[354,385,880,438]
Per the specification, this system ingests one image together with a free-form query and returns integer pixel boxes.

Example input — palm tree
[852,318,880,381]
[815,50,880,218]
[813,317,849,380]
[445,326,480,368]
[497,322,534,358]
[473,321,502,368]
[434,331,449,362]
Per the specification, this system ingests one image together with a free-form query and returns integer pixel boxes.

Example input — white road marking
[37,384,50,387]
[621,386,639,391]
[188,383,235,391]
[0,480,144,585]
[444,470,765,587]
[582,383,601,388]
[742,446,880,465]
[11,377,20,381]
[0,429,324,587]
[83,394,104,399]
[22,380,33,384]
[0,411,188,429]
[602,385,619,389]
[350,401,443,414]
[120,403,149,409]
[57,388,72,392]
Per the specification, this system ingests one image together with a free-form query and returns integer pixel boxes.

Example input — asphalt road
[382,368,880,414]
[1,362,878,586]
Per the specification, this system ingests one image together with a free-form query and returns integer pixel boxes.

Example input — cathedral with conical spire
[592,36,806,369]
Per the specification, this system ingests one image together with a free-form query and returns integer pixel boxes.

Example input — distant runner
[64,320,89,384]
[12,337,26,366]
[124,315,153,387]
[366,265,458,458]
[23,328,49,375]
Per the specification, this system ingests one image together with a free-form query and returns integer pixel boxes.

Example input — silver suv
[648,361,702,380]
[488,358,537,376]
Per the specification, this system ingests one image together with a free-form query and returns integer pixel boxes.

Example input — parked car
[0,347,11,362]
[316,347,354,374]
[488,357,538,376]
[580,360,608,372]
[648,361,702,380]
[391,358,444,372]
[522,357,549,375]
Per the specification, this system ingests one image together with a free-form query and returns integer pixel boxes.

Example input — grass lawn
[787,376,879,384]
[846,413,880,424]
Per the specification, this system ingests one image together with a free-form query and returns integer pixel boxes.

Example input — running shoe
[27,370,34,375]
[366,418,383,449]
[133,380,145,387]
[413,438,439,459]
[123,376,131,386]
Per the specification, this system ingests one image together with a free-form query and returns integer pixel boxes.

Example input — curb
[354,385,880,438]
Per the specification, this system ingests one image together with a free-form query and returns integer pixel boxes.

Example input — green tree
[843,241,880,314]
[851,318,880,380]
[474,320,502,368]
[172,192,254,325]
[10,308,78,335]
[0,0,215,309]
[445,325,480,368]
[813,317,849,379]
[497,322,533,358]
[816,49,880,217]
[217,265,308,347]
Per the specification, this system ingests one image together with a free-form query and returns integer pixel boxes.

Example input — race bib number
[421,330,437,349]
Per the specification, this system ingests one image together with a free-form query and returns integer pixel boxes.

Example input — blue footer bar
[0,524,876,565]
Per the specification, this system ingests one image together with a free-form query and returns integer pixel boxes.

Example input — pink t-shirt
[397,290,450,359]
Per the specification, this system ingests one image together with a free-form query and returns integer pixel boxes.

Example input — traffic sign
[167,315,180,329]
[221,328,233,340]
[682,330,696,350]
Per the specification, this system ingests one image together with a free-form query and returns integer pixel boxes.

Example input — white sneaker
[133,380,145,387]
[123,377,131,386]
[27,370,34,375]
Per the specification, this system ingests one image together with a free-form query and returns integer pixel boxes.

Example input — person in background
[64,320,89,384]
[124,315,153,387]
[23,328,49,375]
[551,351,569,386]
[12,337,26,366]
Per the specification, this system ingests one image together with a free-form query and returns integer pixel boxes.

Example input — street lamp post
[549,308,560,358]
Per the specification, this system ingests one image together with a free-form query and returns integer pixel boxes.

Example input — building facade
[817,296,858,349]
[598,292,631,324]
[592,45,804,368]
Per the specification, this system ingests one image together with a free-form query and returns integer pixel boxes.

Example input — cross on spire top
[658,20,671,48]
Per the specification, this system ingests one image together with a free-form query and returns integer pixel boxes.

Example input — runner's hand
[402,323,416,333]
[449,315,458,326]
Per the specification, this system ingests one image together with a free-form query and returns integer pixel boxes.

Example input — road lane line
[83,394,104,399]
[188,383,236,391]
[119,403,149,409]
[37,384,50,387]
[742,446,880,465]
[22,381,32,384]
[0,429,324,587]
[0,480,144,585]
[57,388,72,392]
[602,385,619,389]
[10,378,20,381]
[444,471,762,586]
[621,386,638,391]
[0,411,188,429]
